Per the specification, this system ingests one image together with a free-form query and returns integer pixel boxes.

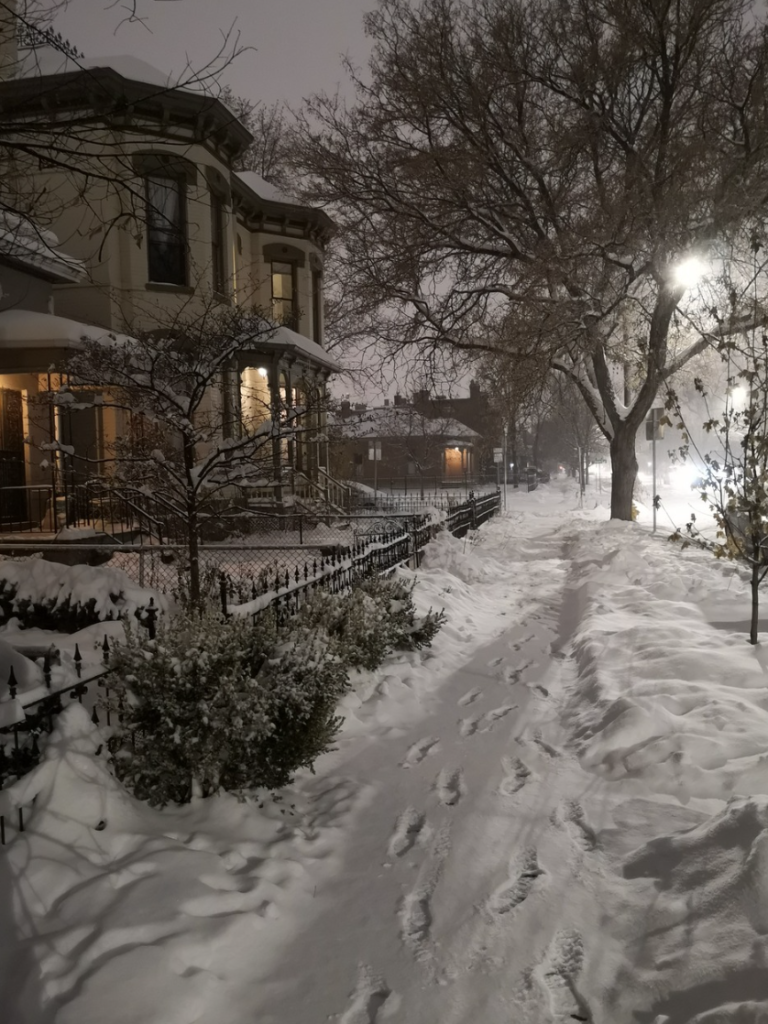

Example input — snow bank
[0,557,167,623]
[564,522,768,801]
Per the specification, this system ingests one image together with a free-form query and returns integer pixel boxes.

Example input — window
[145,175,187,285]
[272,261,297,328]
[311,268,323,344]
[210,191,226,294]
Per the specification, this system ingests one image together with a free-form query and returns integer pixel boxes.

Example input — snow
[18,47,193,93]
[0,556,167,628]
[0,211,84,283]
[235,170,300,207]
[335,404,479,441]
[267,324,341,372]
[3,480,768,1022]
[0,309,131,350]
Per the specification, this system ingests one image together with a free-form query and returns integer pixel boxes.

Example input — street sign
[493,447,503,463]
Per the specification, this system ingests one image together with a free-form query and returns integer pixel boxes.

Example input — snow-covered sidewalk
[3,482,768,1023]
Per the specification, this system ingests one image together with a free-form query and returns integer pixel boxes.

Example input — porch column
[268,359,282,504]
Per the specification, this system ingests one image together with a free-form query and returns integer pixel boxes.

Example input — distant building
[334,401,480,489]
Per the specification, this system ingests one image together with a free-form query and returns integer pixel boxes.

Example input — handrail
[317,467,352,508]
[291,469,348,515]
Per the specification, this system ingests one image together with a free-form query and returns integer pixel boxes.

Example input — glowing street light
[673,256,706,289]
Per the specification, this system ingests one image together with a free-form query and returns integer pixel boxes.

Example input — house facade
[0,32,338,529]
[334,402,480,491]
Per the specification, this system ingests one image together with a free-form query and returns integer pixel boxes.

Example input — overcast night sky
[55,0,371,108]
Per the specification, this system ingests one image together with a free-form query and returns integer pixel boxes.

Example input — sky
[54,0,372,108]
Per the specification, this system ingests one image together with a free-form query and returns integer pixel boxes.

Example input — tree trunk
[609,423,639,520]
[183,433,201,608]
[751,559,760,646]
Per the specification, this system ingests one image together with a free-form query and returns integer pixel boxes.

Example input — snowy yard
[2,479,768,1023]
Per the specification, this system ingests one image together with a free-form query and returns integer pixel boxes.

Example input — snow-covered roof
[264,325,340,373]
[17,47,194,93]
[0,309,130,349]
[234,171,299,208]
[0,212,84,283]
[336,405,479,441]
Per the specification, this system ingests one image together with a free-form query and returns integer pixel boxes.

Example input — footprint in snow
[504,661,532,685]
[339,964,394,1024]
[459,715,482,738]
[486,847,543,916]
[458,688,482,706]
[399,888,435,963]
[387,808,426,857]
[488,655,504,667]
[481,704,518,731]
[401,737,440,768]
[435,767,465,806]
[561,801,598,852]
[499,756,531,796]
[533,729,561,758]
[541,930,592,1021]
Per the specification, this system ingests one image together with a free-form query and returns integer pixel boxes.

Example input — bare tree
[220,86,294,193]
[50,305,302,605]
[293,0,768,520]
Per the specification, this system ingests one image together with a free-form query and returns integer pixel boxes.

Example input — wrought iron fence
[0,489,501,842]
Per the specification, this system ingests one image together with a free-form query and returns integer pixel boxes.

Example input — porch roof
[0,310,128,349]
[263,325,341,374]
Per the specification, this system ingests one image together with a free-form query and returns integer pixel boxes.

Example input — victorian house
[0,30,338,532]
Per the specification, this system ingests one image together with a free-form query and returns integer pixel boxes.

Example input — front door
[0,388,26,522]
[59,392,102,484]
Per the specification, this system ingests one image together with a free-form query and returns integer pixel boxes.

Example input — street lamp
[673,256,706,290]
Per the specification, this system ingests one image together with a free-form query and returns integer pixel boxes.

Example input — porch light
[673,257,706,289]
[257,367,268,378]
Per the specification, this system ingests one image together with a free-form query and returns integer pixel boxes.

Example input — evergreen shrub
[108,607,348,805]
[297,573,446,671]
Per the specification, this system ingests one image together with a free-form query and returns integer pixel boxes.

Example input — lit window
[272,261,297,327]
[145,175,187,285]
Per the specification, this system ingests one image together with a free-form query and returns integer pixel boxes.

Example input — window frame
[210,189,227,296]
[271,260,298,329]
[145,173,188,287]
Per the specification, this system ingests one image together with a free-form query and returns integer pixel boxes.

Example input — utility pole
[502,423,508,511]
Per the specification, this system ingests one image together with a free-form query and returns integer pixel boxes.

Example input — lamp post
[502,423,508,511]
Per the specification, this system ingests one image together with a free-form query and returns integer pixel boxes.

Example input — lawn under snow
[3,480,768,1023]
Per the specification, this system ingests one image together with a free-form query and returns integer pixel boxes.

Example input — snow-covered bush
[297,574,446,671]
[0,558,164,631]
[107,607,349,805]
